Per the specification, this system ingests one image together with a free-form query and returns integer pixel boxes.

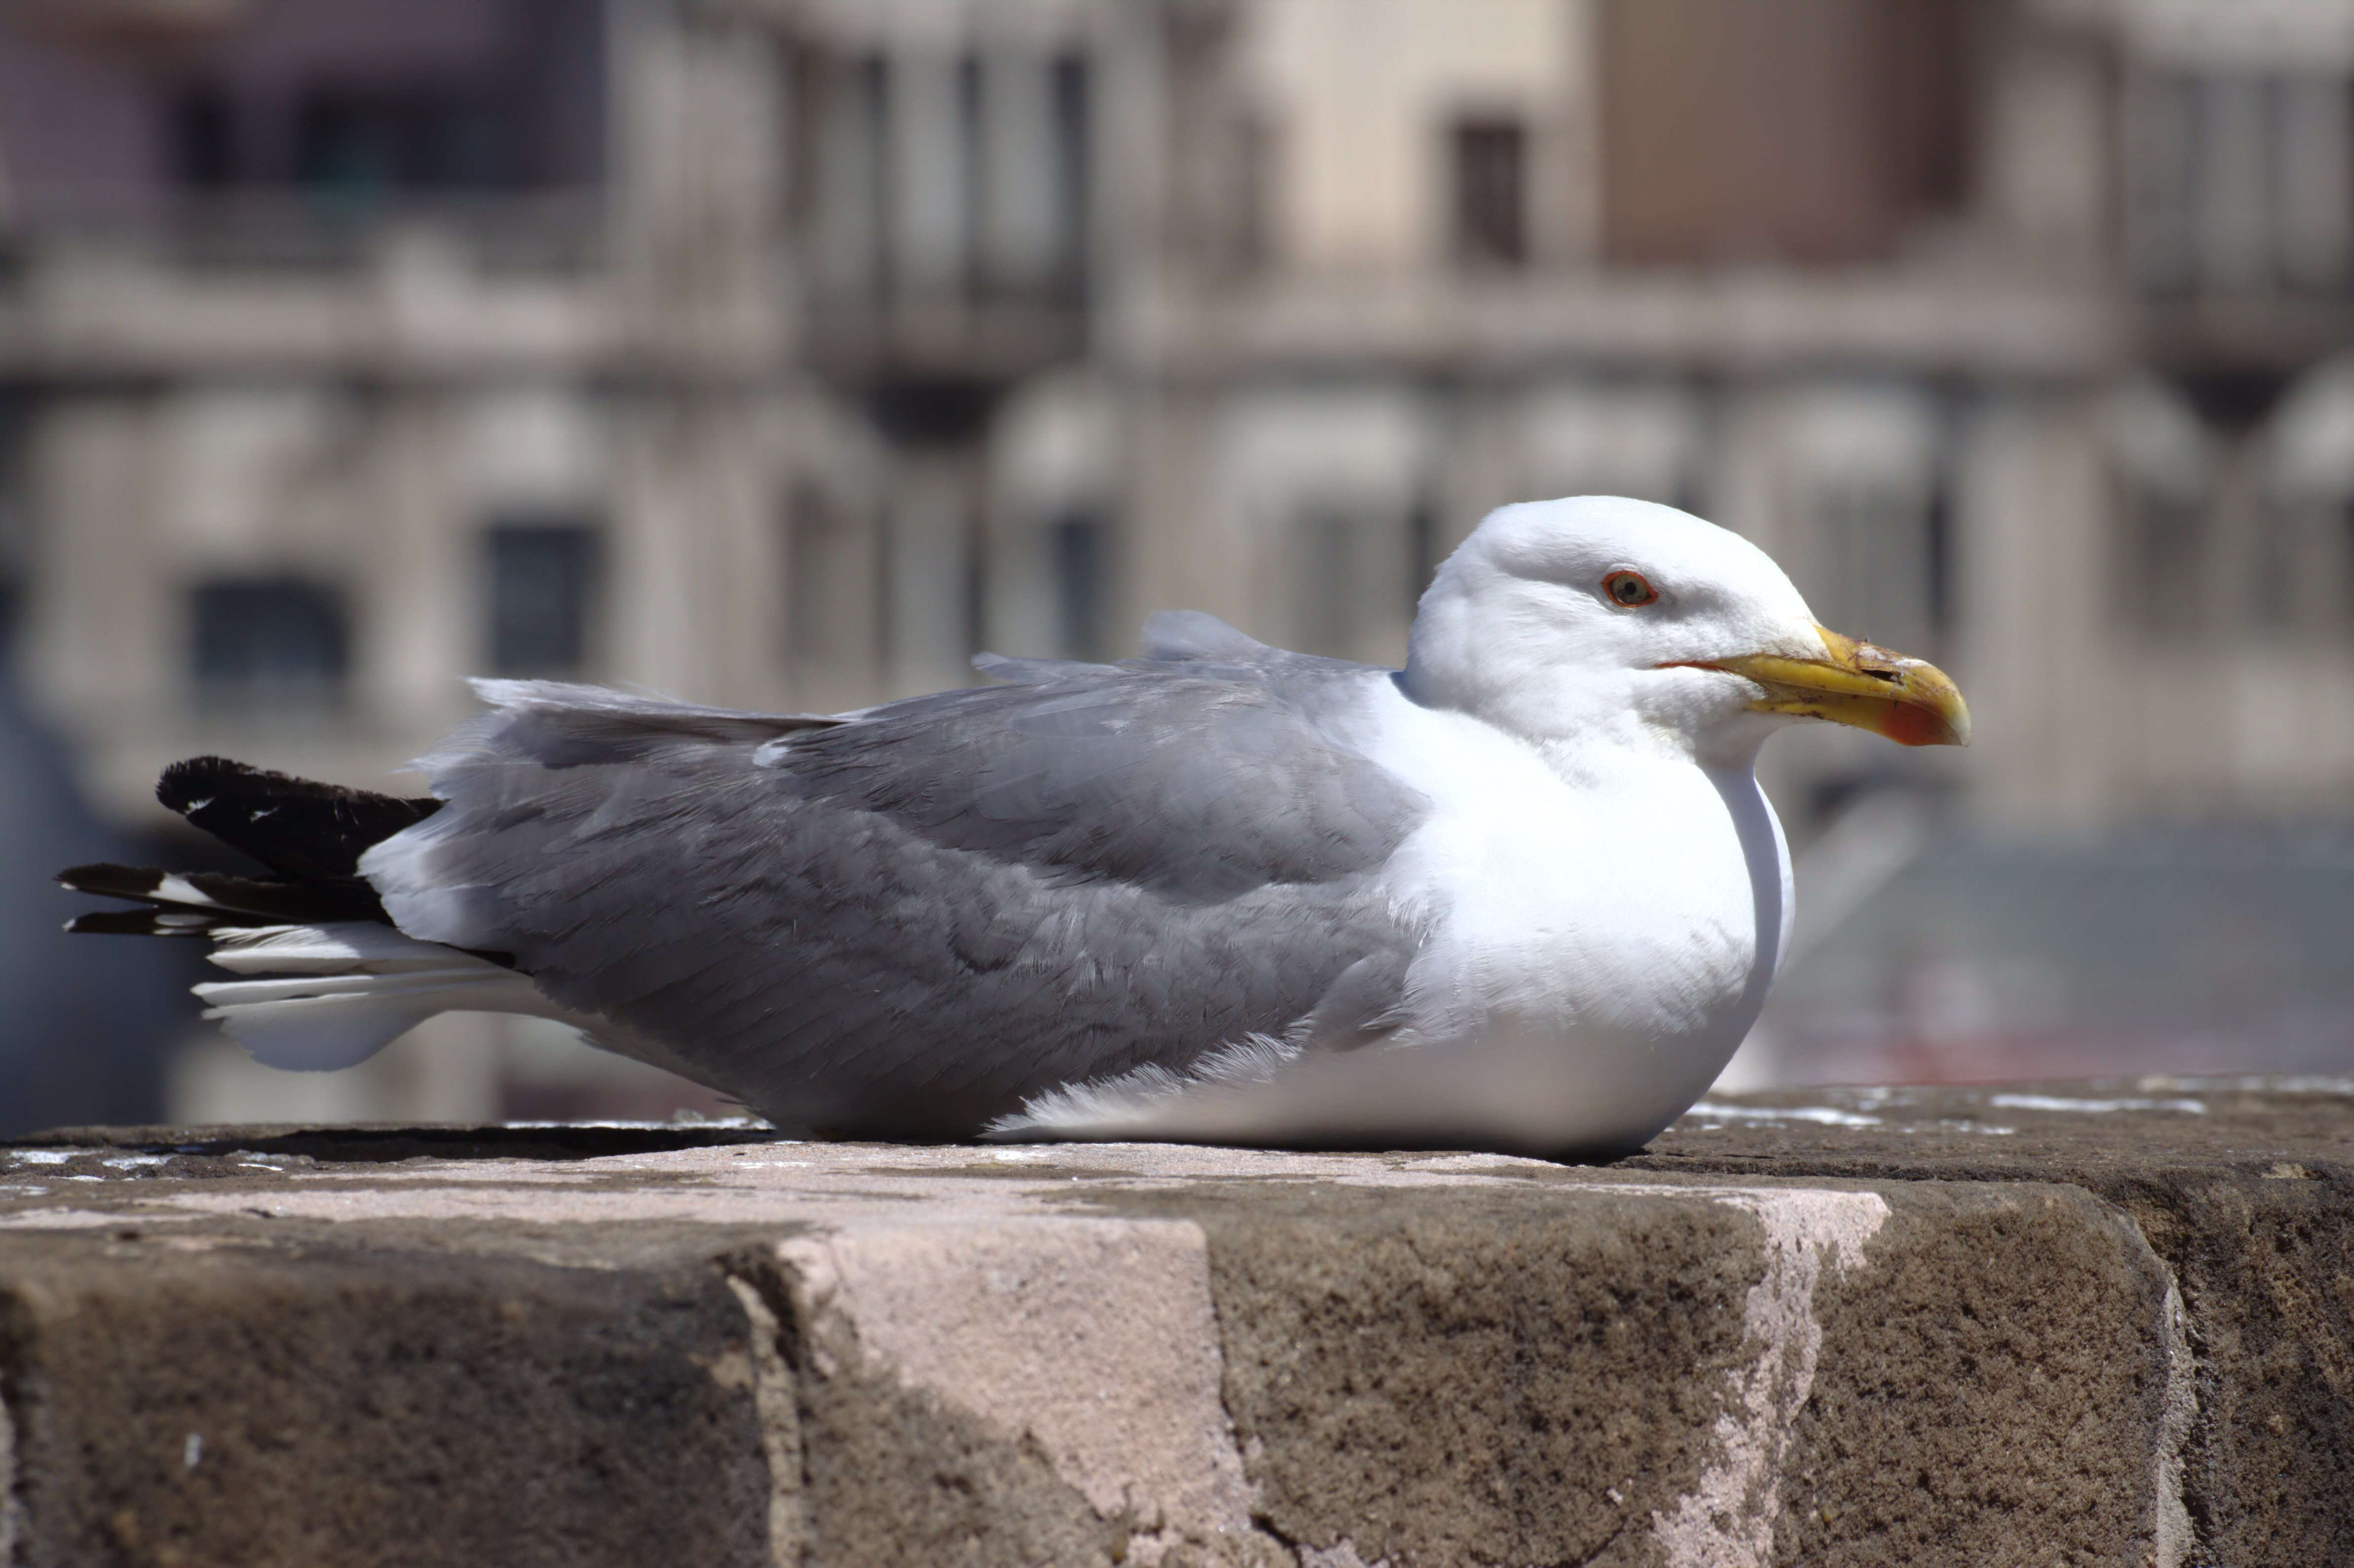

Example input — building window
[485,522,599,678]
[1229,112,1276,273]
[191,577,349,709]
[152,5,604,203]
[1052,54,1091,291]
[973,54,1047,295]
[810,48,1089,302]
[2120,491,2206,639]
[1453,118,1528,266]
[294,90,515,206]
[1291,509,1411,662]
[1815,481,1940,659]
[1408,503,1441,606]
[2232,501,2349,642]
[1049,511,1106,659]
[1925,483,1953,635]
[2131,73,2354,296]
[808,55,890,296]
[0,392,24,662]
[786,485,881,673]
[1296,512,1357,658]
[171,84,236,189]
[2342,502,2354,633]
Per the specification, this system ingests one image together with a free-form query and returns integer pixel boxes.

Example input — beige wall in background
[1241,0,1581,269]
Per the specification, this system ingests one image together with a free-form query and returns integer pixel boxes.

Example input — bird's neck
[1398,667,1772,786]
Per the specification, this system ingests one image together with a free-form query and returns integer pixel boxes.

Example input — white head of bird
[1404,496,1969,766]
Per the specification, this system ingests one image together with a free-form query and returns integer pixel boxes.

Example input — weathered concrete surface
[0,1079,2346,1567]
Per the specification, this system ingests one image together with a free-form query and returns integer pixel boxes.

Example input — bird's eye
[1603,570,1659,608]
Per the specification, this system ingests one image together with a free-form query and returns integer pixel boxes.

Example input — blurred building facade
[3,0,2353,1114]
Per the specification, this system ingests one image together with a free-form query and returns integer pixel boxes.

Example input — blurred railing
[797,279,1088,385]
[0,187,608,278]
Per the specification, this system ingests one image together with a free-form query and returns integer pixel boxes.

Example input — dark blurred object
[0,0,602,232]
[485,519,600,679]
[0,673,187,1136]
[191,576,351,713]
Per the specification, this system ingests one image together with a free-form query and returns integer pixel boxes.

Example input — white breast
[998,679,1793,1156]
[1376,696,1784,1039]
[1356,686,1791,1150]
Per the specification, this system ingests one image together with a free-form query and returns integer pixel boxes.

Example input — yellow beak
[1684,626,1971,747]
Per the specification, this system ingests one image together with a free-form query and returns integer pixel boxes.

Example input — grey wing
[361,654,1431,1137]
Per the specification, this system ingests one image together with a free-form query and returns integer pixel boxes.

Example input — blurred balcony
[1141,261,2127,381]
[797,282,1087,387]
[0,191,613,379]
[789,45,1092,393]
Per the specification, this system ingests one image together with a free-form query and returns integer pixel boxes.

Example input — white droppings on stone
[1985,1094,2206,1116]
[1686,1103,1882,1128]
[2195,1074,2354,1096]
[498,1118,772,1131]
[2152,1274,2196,1568]
[723,1275,805,1568]
[0,1208,179,1231]
[8,1152,75,1166]
[183,1432,203,1471]
[776,1219,1259,1565]
[1627,1185,1891,1568]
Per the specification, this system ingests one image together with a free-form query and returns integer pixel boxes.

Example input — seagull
[61,498,1966,1156]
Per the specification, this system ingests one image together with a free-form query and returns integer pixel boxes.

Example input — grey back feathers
[362,620,1431,1137]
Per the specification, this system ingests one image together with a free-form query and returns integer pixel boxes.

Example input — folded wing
[364,632,1430,1136]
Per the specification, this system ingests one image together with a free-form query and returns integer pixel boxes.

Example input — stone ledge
[0,1079,2348,1568]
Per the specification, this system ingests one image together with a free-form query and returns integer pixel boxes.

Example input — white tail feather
[193,922,532,1072]
[204,991,463,1072]
[194,969,506,1009]
[188,919,733,1097]
[206,922,487,976]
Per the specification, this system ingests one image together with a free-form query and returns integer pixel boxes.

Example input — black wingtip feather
[63,761,459,943]
[157,756,441,881]
[58,862,165,899]
[57,858,397,926]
